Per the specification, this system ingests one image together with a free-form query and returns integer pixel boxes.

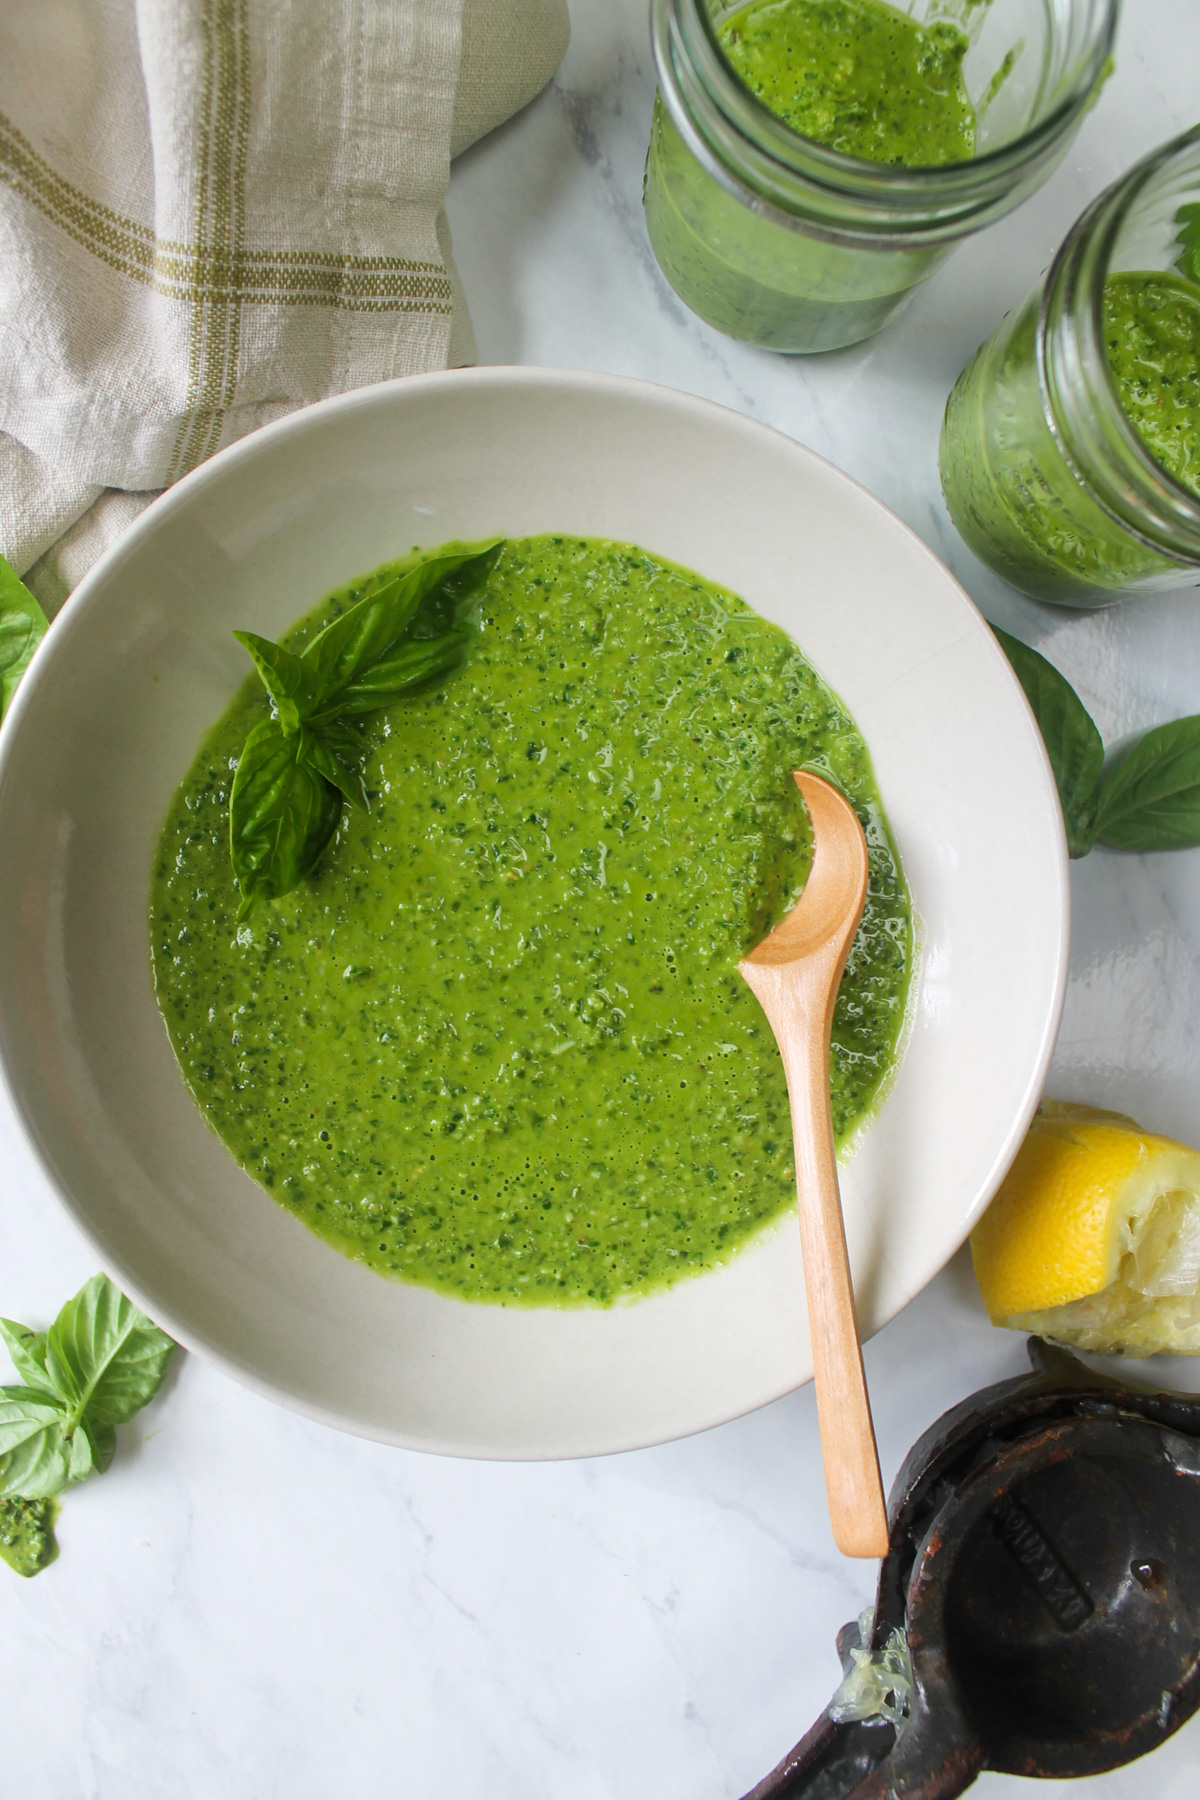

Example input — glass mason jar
[643,0,1118,355]
[940,127,1200,606]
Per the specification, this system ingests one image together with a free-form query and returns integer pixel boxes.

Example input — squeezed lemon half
[971,1100,1200,1355]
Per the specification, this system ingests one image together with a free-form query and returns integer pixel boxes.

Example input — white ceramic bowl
[0,368,1067,1458]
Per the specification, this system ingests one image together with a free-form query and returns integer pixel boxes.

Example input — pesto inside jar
[939,268,1200,603]
[718,0,974,168]
[642,0,981,351]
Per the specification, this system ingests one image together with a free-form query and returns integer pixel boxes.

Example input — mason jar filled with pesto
[941,127,1200,605]
[643,0,1117,354]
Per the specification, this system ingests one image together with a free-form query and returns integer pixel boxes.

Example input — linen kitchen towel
[0,0,569,605]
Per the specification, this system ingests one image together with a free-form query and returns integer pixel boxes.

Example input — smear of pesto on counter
[151,538,911,1305]
[0,1496,57,1577]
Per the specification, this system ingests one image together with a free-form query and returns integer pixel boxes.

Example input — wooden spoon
[739,771,888,1559]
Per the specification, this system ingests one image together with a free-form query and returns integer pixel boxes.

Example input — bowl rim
[0,364,1070,1458]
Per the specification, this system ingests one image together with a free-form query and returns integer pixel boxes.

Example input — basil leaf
[300,569,428,698]
[232,631,322,735]
[45,1273,175,1429]
[313,629,470,719]
[85,1417,117,1475]
[0,1276,175,1525]
[0,1434,72,1500]
[67,1421,94,1483]
[0,1390,71,1499]
[993,627,1104,857]
[412,540,505,635]
[302,544,500,705]
[230,720,343,916]
[1092,715,1200,851]
[0,554,49,723]
[0,1388,66,1456]
[0,1320,60,1401]
[228,545,501,907]
[1176,201,1200,285]
[306,718,370,812]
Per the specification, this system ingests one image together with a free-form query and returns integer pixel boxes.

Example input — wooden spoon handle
[779,979,889,1559]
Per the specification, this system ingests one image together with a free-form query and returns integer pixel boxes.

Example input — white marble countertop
[4,4,1200,1795]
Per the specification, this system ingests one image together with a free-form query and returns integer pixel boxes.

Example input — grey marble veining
[4,3,1200,1794]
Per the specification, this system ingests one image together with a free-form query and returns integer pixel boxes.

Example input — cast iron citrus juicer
[740,777,1200,1792]
[743,1337,1200,1797]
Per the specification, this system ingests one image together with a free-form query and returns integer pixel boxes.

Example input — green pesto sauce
[0,1495,58,1577]
[718,0,975,167]
[939,271,1200,604]
[151,538,911,1306]
[1104,272,1200,500]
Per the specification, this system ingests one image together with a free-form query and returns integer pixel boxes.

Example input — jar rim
[654,0,1121,240]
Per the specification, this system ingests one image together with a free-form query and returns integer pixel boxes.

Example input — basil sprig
[995,626,1200,857]
[0,554,48,723]
[0,1274,175,1573]
[230,542,503,915]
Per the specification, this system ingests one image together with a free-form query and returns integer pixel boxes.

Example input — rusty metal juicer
[745,1340,1200,1798]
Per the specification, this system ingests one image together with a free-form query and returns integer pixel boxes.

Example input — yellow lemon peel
[971,1100,1200,1355]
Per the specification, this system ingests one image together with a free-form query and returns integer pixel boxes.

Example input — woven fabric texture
[0,0,568,596]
